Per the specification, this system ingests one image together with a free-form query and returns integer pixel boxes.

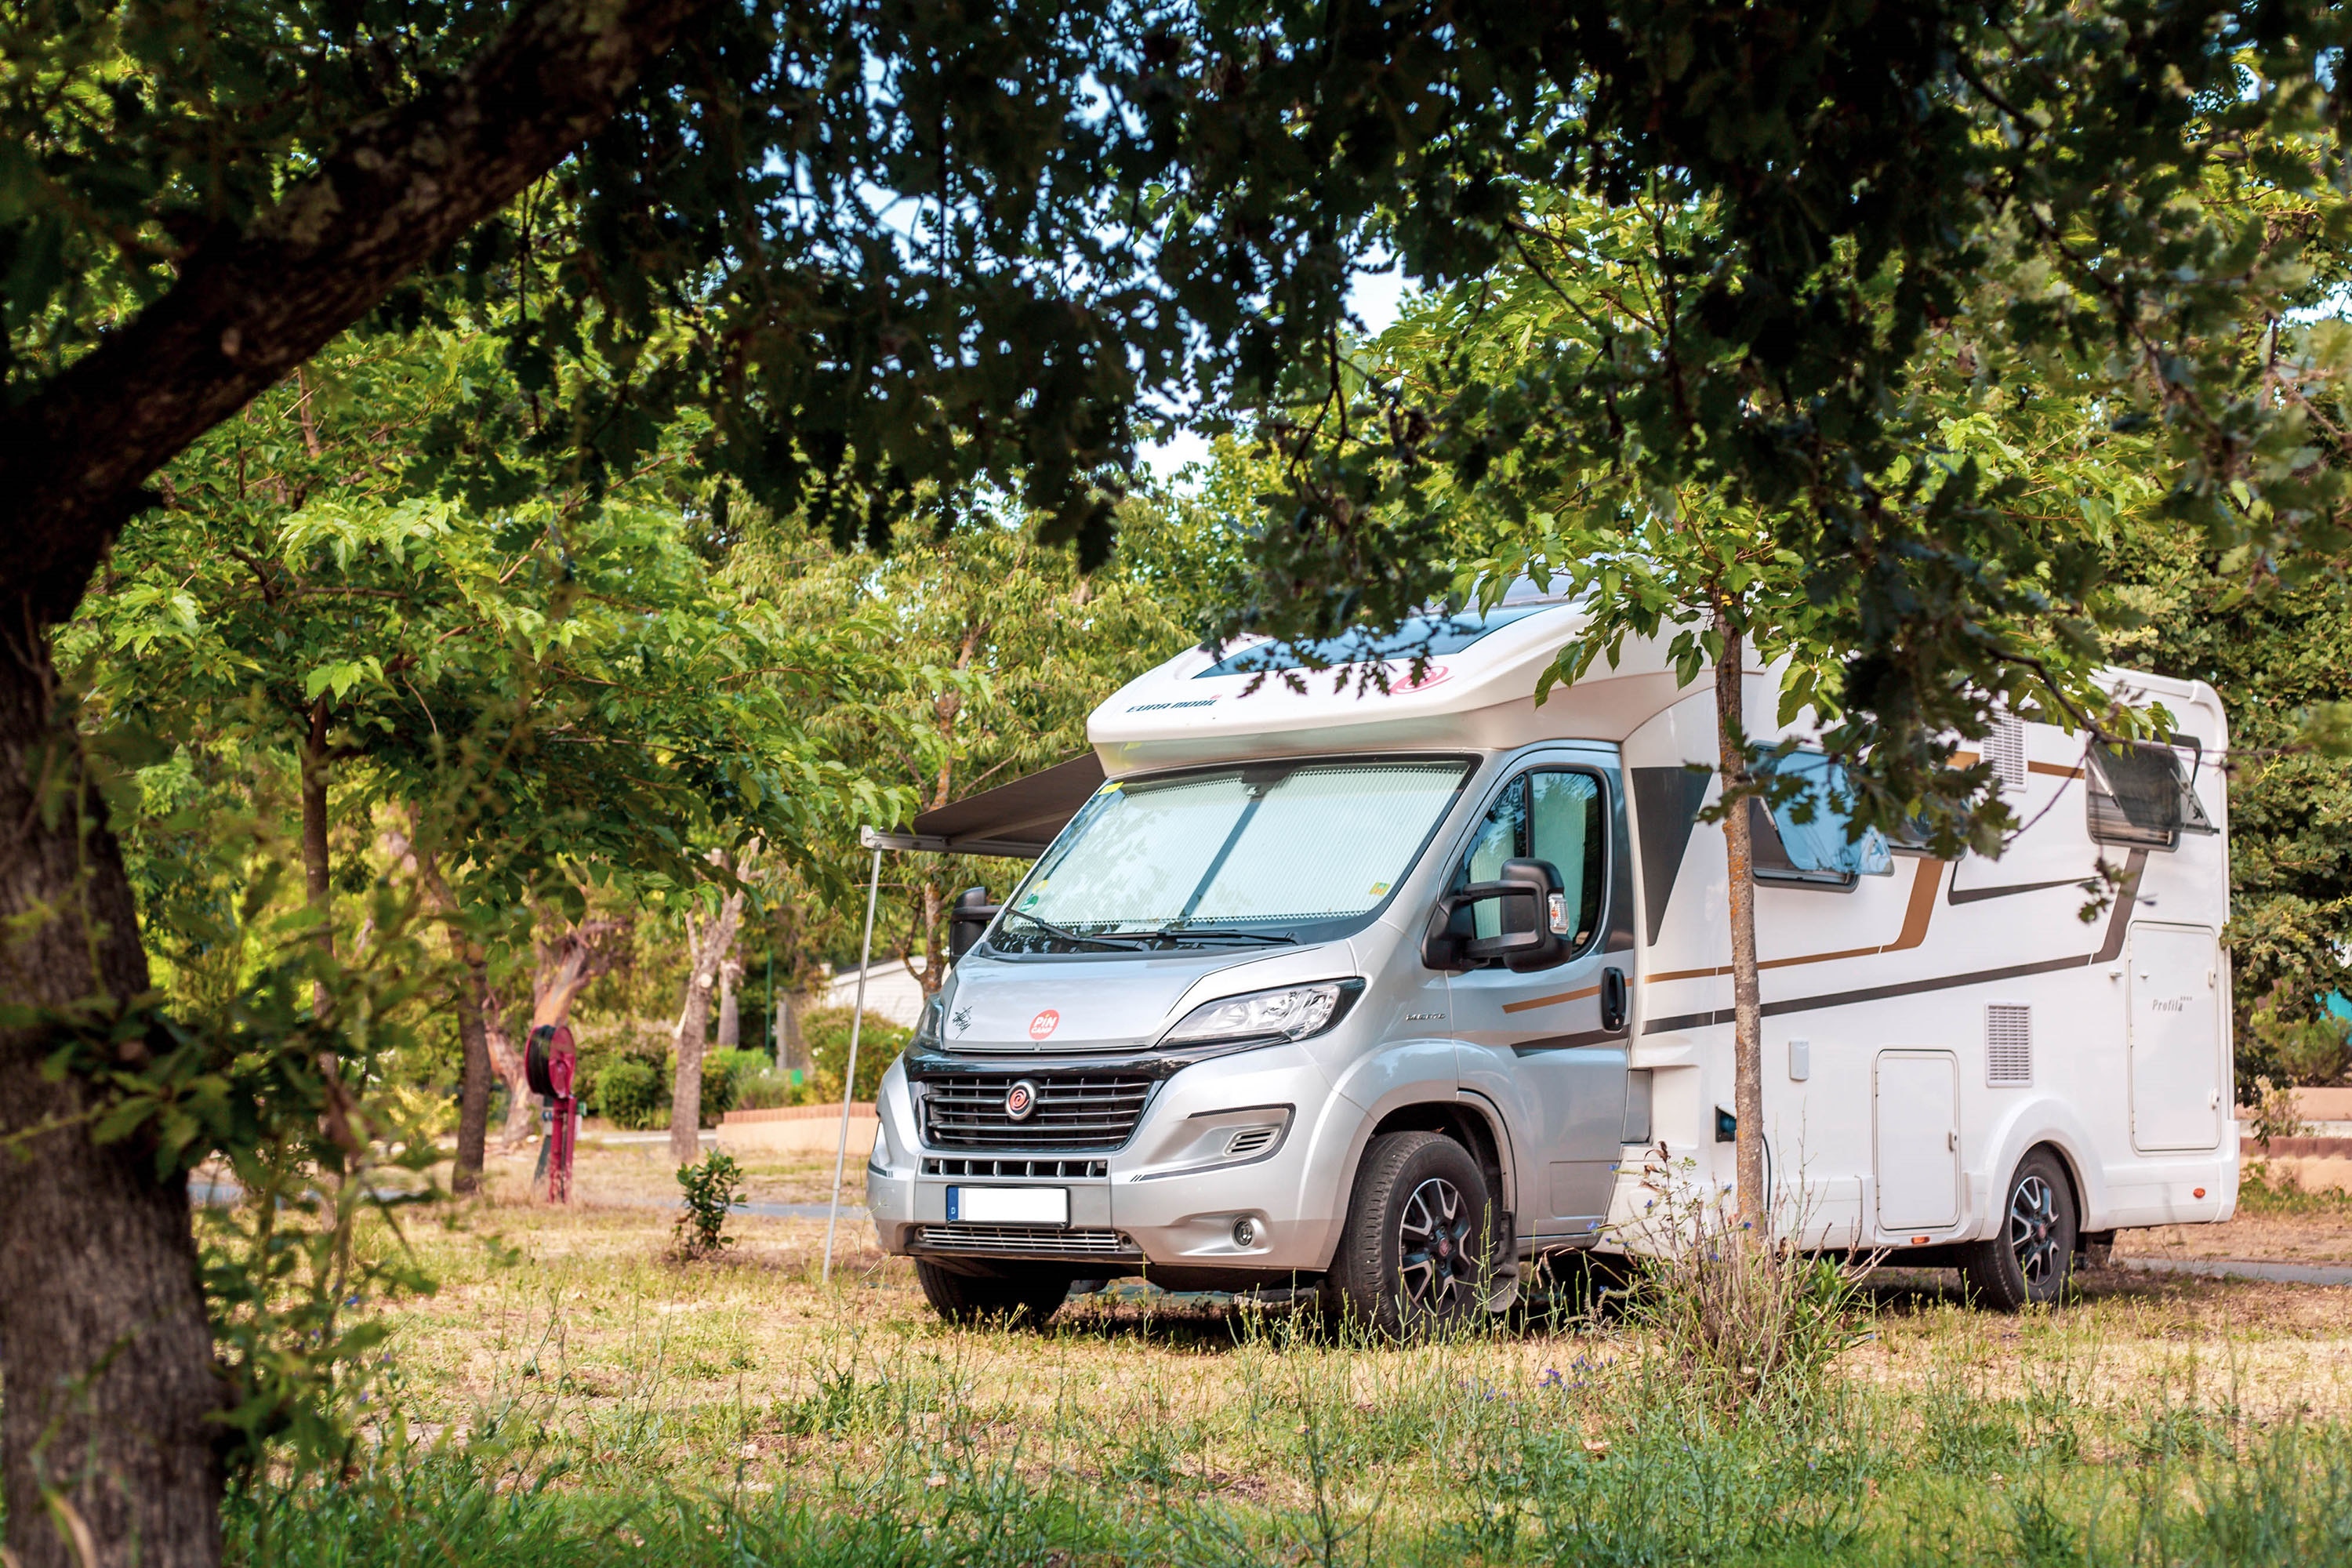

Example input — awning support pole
[822,843,885,1286]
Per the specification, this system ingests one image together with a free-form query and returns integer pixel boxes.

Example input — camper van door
[1447,759,1630,1243]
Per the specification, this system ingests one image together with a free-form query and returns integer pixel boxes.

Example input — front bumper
[866,1042,1355,1276]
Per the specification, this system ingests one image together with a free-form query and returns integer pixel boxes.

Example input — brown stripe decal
[1642,858,1945,985]
[1512,1027,1631,1054]
[1501,982,1602,1014]
[1642,851,2144,1033]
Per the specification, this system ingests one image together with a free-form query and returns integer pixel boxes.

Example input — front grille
[921,1074,1154,1150]
[923,1156,1108,1179]
[915,1225,1140,1258]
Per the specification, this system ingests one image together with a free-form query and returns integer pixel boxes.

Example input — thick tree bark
[0,636,223,1568]
[1714,610,1767,1234]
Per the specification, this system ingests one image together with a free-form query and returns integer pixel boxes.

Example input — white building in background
[819,957,931,1029]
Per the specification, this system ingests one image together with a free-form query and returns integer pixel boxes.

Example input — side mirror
[948,886,999,961]
[1423,858,1568,972]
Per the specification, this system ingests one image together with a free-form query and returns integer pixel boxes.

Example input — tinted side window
[1460,770,1606,948]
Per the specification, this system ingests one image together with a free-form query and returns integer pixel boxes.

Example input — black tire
[1961,1148,2078,1311]
[913,1260,1072,1328]
[1319,1131,1501,1338]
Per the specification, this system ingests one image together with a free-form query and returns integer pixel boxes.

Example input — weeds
[670,1150,744,1260]
[1617,1159,1876,1412]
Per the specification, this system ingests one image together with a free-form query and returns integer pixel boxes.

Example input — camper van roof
[1088,597,1689,774]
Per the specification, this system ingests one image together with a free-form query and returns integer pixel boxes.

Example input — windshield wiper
[1142,927,1299,946]
[998,908,1154,951]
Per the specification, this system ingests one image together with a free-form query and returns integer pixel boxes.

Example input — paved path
[2118,1256,2352,1287]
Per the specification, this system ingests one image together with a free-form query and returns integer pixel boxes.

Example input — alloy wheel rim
[2008,1174,2063,1285]
[1396,1176,1479,1312]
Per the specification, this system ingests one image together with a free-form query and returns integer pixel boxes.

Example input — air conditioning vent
[1987,716,2029,797]
[1986,1004,2033,1086]
[1226,1125,1280,1158]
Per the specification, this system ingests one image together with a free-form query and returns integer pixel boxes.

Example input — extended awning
[862,751,1105,860]
[823,750,1104,1279]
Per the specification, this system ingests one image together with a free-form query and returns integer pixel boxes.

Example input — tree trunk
[399,817,493,1194]
[668,887,746,1165]
[480,913,631,1152]
[452,953,494,1194]
[1714,610,1767,1235]
[716,951,742,1050]
[0,634,224,1568]
[485,983,535,1148]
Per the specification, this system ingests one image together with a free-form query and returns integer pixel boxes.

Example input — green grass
[230,1367,2352,1567]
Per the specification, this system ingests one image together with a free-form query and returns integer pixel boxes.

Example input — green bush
[729,1064,797,1111]
[702,1047,773,1120]
[799,1006,908,1103]
[594,1057,667,1131]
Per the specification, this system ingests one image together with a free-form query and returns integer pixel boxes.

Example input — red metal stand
[526,1024,579,1203]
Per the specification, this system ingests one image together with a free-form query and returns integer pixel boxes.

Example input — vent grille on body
[1986,1004,2033,1086]
[1225,1125,1281,1158]
[1987,716,2029,797]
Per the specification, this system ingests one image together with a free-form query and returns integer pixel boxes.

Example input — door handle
[1601,967,1628,1033]
[1947,1129,1958,1151]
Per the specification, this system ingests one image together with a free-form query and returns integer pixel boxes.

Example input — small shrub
[729,1065,796,1111]
[798,1006,908,1102]
[1616,1159,1875,1414]
[702,1047,772,1120]
[595,1057,667,1131]
[673,1150,746,1260]
[2248,1075,2310,1149]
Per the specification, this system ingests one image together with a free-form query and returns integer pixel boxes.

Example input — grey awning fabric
[905,752,1105,858]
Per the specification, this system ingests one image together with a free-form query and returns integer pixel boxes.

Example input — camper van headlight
[1161,979,1364,1048]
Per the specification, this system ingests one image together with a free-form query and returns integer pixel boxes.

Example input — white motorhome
[865,584,2234,1328]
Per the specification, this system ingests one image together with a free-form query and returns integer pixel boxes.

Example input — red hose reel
[524,1023,578,1203]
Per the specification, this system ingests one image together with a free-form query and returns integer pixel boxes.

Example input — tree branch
[0,0,712,629]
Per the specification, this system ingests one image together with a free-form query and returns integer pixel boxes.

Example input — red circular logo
[1399,662,1451,691]
[1029,1009,1061,1040]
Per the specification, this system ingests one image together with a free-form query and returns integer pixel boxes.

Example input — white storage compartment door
[1875,1050,1959,1231]
[2129,923,2225,1152]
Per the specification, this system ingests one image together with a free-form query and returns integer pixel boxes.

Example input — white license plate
[947,1185,1069,1225]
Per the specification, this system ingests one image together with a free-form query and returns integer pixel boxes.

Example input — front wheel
[1320,1131,1502,1338]
[914,1260,1072,1328]
[1960,1148,2078,1311]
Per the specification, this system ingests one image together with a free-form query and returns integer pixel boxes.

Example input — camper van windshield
[991,760,1471,953]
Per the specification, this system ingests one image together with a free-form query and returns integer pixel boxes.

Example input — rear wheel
[1320,1131,1501,1338]
[1961,1148,2078,1311]
[914,1260,1072,1328]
